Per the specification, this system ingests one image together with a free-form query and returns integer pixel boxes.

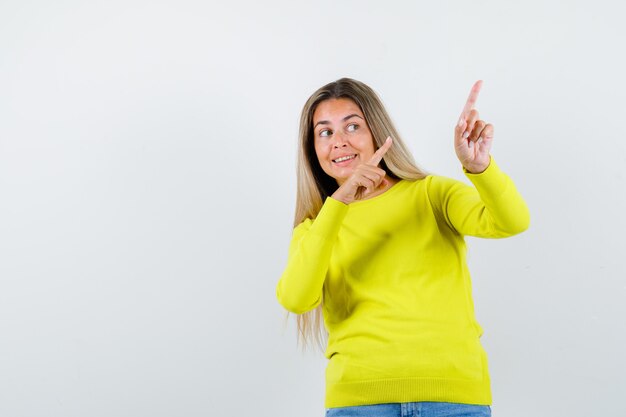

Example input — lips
[332,154,357,164]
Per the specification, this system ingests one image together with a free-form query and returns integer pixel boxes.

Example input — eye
[347,123,359,132]
[319,129,332,137]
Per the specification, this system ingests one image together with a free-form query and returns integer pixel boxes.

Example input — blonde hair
[291,77,428,352]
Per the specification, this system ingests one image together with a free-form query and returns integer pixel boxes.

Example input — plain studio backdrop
[1,1,625,416]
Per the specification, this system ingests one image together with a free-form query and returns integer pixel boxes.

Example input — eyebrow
[313,114,364,130]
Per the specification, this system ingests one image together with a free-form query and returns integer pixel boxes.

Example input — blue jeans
[325,402,491,417]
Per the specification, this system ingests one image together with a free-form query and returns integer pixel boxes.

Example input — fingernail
[462,131,469,139]
[468,140,474,149]
[458,119,464,127]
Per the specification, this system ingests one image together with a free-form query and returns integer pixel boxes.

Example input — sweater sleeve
[276,197,349,314]
[427,157,530,238]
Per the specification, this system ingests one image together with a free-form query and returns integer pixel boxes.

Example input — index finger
[368,136,392,166]
[459,80,483,119]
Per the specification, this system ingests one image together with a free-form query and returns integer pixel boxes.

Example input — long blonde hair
[291,77,428,352]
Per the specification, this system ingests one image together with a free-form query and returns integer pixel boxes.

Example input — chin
[332,169,353,181]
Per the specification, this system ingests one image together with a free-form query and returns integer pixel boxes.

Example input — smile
[332,154,357,163]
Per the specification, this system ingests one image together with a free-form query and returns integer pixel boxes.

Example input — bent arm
[429,157,530,238]
[276,197,348,314]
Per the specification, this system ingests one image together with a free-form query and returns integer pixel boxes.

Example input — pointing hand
[454,80,494,173]
[331,137,393,205]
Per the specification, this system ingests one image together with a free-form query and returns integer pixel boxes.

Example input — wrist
[463,158,491,174]
[464,165,487,174]
[330,192,351,205]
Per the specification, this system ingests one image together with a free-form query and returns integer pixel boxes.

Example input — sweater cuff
[308,197,349,238]
[463,156,508,195]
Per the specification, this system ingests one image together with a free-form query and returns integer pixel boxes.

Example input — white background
[1,1,625,416]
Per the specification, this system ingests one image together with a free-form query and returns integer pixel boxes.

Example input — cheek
[314,142,330,163]
[355,134,375,156]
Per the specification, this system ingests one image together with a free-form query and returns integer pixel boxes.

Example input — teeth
[334,154,356,163]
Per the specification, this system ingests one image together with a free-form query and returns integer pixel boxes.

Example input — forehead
[312,98,364,123]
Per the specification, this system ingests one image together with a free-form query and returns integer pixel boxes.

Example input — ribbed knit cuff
[463,156,508,197]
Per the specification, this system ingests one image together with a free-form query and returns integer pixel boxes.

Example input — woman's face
[312,98,376,186]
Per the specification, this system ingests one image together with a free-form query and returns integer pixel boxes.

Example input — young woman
[276,78,529,417]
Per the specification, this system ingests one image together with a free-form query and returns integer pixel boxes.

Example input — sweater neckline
[348,179,408,208]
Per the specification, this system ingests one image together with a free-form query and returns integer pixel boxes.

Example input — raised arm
[428,81,529,237]
[428,159,530,238]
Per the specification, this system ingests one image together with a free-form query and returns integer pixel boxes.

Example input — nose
[333,131,348,148]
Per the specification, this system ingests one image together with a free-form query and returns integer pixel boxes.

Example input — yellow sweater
[276,158,530,408]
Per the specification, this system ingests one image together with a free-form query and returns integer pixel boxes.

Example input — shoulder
[426,174,466,187]
[402,174,467,195]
